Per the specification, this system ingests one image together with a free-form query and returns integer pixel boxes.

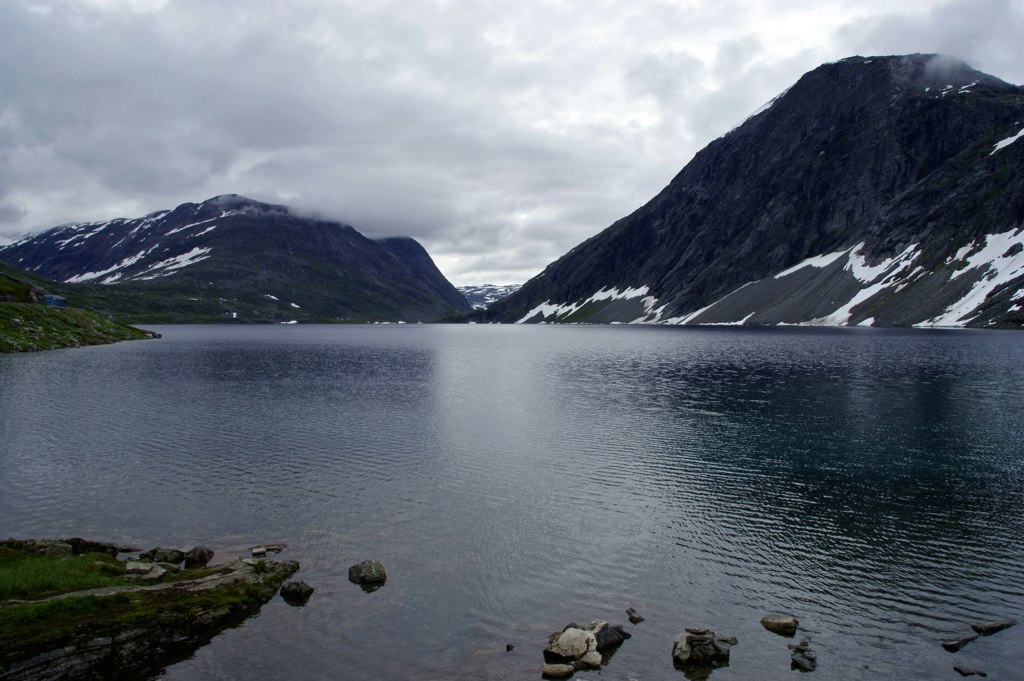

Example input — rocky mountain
[478,54,1024,328]
[0,195,471,323]
[457,283,522,309]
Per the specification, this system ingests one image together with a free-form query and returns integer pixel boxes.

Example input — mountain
[457,284,522,309]
[478,54,1024,328]
[0,195,471,323]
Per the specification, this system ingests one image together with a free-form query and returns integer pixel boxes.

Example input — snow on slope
[516,229,1024,327]
[920,228,1024,326]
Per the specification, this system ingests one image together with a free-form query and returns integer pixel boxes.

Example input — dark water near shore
[1,324,1023,680]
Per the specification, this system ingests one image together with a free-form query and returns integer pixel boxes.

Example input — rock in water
[971,619,1016,636]
[941,634,979,652]
[280,580,315,605]
[954,666,988,677]
[348,559,387,587]
[590,620,630,651]
[541,663,575,678]
[544,627,597,664]
[788,640,817,672]
[626,607,645,624]
[761,613,799,636]
[672,627,734,669]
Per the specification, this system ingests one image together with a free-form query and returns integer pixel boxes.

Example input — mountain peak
[479,55,1024,329]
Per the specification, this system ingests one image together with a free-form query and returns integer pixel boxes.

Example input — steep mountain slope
[479,54,1024,328]
[0,195,471,323]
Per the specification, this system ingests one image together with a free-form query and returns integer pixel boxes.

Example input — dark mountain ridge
[0,195,471,323]
[479,54,1024,327]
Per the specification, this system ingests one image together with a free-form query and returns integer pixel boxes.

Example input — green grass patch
[0,580,265,654]
[0,549,126,600]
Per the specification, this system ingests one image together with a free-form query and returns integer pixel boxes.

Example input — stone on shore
[761,614,799,636]
[23,540,73,557]
[671,627,734,669]
[184,546,214,567]
[348,560,387,587]
[140,548,185,565]
[971,619,1015,636]
[125,561,153,574]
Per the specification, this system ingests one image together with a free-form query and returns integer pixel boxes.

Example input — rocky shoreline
[533,607,1015,679]
[0,538,301,680]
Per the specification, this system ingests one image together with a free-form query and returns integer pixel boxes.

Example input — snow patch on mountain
[135,247,213,280]
[809,244,921,325]
[921,228,1024,326]
[516,286,652,323]
[991,127,1024,155]
[773,249,848,278]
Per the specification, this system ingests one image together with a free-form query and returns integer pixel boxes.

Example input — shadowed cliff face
[0,195,471,324]
[481,54,1024,328]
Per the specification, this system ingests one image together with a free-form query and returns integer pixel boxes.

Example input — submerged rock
[971,619,1015,636]
[788,640,817,672]
[348,560,387,588]
[941,634,979,652]
[761,614,799,636]
[954,666,988,677]
[671,627,734,669]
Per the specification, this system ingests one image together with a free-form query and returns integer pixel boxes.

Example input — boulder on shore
[348,560,387,588]
[140,547,185,565]
[184,546,214,568]
[761,614,799,636]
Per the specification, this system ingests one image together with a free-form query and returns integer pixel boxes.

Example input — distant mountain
[0,195,471,323]
[457,284,522,309]
[478,54,1024,328]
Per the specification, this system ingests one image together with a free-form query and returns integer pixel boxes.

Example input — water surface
[1,325,1022,679]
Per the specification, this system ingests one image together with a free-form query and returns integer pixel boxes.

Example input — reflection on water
[1,325,1022,680]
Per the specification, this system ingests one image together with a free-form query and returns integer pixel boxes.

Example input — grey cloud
[1,0,1022,285]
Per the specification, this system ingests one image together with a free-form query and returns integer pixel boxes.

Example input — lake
[1,324,1022,679]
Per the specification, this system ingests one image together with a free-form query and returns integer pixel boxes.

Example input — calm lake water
[1,324,1022,680]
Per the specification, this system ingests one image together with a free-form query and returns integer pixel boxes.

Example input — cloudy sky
[1,0,1022,284]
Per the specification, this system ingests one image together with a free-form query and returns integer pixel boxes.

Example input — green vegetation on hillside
[0,303,149,353]
[1,261,151,352]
